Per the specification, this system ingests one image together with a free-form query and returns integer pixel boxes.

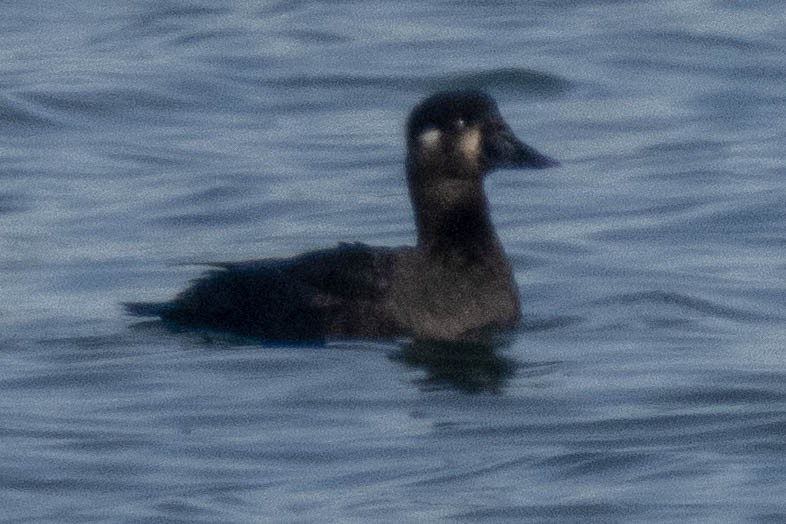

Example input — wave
[593,290,778,323]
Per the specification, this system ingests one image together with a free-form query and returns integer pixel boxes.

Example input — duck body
[125,91,558,342]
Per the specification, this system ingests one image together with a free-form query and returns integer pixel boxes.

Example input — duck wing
[125,242,409,341]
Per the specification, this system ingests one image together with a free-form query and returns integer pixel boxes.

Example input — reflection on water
[393,340,517,394]
[393,318,573,394]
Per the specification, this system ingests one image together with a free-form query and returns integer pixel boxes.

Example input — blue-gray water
[2,1,785,521]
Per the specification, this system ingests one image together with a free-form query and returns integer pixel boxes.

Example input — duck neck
[408,167,503,264]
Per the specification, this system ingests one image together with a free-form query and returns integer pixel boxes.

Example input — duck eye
[456,118,466,129]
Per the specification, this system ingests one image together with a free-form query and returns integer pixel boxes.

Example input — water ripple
[23,88,196,121]
[261,67,572,96]
[0,94,63,130]
[0,192,27,214]
[593,290,777,323]
[454,503,636,521]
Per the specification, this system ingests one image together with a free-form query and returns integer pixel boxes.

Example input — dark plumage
[125,91,558,342]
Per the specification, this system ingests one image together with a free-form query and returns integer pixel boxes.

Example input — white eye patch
[418,128,441,150]
[459,127,481,162]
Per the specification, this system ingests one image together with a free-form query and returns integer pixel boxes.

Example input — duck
[124,90,558,342]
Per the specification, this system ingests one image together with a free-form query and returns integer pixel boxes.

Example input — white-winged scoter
[125,91,559,342]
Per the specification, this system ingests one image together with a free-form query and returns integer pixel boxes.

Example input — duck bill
[487,124,559,170]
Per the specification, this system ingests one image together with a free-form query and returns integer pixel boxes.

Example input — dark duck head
[405,90,557,258]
